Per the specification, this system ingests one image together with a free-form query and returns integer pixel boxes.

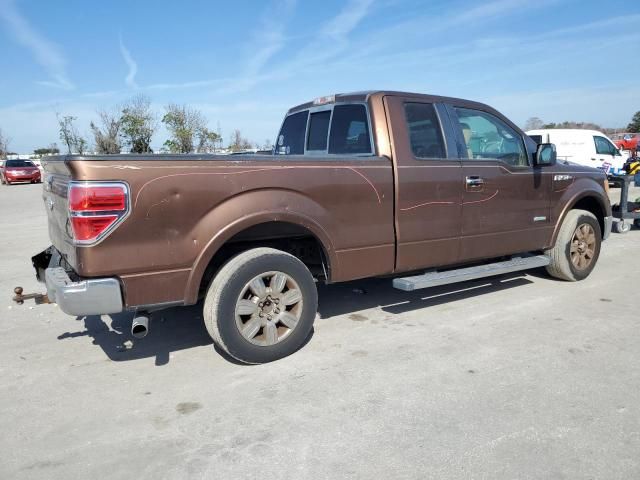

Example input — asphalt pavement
[1,182,639,480]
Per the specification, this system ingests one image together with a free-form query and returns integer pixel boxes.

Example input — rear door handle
[466,176,484,187]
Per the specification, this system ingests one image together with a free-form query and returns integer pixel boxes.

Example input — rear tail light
[68,182,129,244]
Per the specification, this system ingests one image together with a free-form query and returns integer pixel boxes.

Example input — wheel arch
[184,210,336,305]
[551,191,608,247]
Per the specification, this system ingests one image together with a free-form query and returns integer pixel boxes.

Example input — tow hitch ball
[12,286,50,305]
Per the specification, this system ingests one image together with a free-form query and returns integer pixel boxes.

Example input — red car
[1,159,42,185]
[613,133,640,151]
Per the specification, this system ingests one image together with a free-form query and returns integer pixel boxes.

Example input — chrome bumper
[45,267,123,316]
[603,216,613,241]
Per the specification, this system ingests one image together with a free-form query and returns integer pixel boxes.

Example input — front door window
[454,108,528,167]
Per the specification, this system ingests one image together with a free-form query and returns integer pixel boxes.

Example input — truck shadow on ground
[56,270,536,366]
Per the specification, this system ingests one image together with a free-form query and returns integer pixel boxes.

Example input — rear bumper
[45,268,124,316]
[33,247,124,316]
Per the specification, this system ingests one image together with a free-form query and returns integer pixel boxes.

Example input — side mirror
[535,143,556,167]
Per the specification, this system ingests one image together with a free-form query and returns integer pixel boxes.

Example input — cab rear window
[276,103,372,156]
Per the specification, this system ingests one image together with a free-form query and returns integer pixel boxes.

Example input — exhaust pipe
[131,314,149,339]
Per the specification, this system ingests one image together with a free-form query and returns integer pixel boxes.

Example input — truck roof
[287,90,492,114]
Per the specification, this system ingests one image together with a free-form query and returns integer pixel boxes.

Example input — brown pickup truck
[25,91,612,363]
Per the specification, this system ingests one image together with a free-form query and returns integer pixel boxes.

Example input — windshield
[6,160,36,168]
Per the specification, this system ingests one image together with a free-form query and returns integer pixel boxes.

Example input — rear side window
[328,104,371,155]
[276,111,308,155]
[404,103,445,159]
[529,135,542,144]
[307,110,331,151]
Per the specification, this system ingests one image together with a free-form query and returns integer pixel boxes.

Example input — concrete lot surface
[1,183,640,480]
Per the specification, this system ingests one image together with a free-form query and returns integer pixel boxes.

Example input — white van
[526,129,629,175]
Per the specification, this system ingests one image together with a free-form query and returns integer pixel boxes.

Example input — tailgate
[41,158,76,268]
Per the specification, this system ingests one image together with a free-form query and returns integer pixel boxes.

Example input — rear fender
[183,189,336,304]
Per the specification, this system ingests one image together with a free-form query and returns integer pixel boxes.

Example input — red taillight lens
[69,185,126,212]
[70,215,119,241]
[68,182,129,244]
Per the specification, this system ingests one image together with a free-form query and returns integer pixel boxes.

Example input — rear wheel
[203,247,318,364]
[546,209,601,281]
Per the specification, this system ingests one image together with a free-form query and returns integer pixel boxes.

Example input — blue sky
[1,0,638,152]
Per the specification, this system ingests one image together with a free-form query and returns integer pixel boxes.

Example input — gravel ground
[1,182,639,480]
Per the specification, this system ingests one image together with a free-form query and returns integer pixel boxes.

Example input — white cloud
[245,0,296,75]
[321,0,375,39]
[0,0,74,89]
[119,36,139,89]
[453,0,537,23]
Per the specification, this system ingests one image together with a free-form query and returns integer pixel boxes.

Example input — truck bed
[41,154,395,307]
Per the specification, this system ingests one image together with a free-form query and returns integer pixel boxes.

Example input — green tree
[523,117,544,131]
[540,121,602,130]
[75,137,88,155]
[33,145,60,156]
[56,114,87,154]
[196,128,221,153]
[0,128,9,159]
[627,111,640,133]
[91,109,122,154]
[57,114,76,154]
[162,104,212,153]
[261,139,273,151]
[120,94,156,153]
[227,129,252,152]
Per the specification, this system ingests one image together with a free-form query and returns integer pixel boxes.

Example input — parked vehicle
[612,133,640,152]
[1,159,42,185]
[24,91,612,363]
[526,129,628,175]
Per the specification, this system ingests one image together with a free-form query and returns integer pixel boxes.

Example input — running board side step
[392,255,550,292]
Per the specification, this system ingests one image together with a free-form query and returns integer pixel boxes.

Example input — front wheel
[545,209,601,281]
[203,247,318,364]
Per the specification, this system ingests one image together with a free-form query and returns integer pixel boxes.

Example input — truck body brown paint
[39,91,611,311]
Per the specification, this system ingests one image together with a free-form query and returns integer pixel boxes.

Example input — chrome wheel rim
[570,223,596,270]
[235,271,303,346]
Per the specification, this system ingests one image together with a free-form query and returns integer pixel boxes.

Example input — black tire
[634,219,640,229]
[545,209,601,281]
[203,247,318,364]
